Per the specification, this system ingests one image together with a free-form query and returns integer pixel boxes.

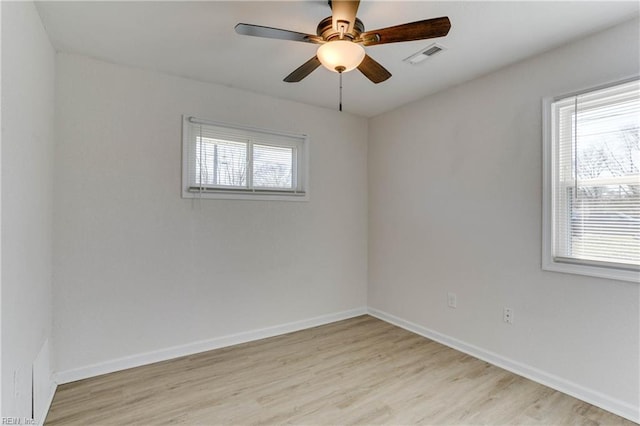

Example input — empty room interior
[2,0,640,424]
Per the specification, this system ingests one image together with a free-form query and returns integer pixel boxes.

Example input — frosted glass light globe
[317,40,365,73]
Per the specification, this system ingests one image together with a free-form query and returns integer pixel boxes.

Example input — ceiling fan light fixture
[317,40,365,73]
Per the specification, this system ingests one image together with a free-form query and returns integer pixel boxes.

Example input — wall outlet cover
[447,292,457,308]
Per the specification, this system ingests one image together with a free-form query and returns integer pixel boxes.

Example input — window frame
[181,116,309,201]
[542,77,640,283]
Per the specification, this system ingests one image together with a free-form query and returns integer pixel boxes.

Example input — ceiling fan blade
[284,56,322,83]
[357,54,391,84]
[330,0,360,35]
[360,17,451,46]
[235,23,323,44]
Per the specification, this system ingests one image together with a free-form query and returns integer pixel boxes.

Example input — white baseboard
[367,307,640,424]
[54,307,367,385]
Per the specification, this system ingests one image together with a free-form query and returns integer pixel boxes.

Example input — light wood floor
[45,315,635,425]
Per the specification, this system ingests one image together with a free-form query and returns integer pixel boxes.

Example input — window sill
[182,189,309,202]
[542,258,639,283]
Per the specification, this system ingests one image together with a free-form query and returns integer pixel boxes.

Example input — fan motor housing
[317,16,365,41]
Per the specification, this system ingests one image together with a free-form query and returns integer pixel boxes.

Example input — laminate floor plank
[45,315,635,425]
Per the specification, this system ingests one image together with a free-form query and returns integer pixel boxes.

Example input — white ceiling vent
[404,43,447,65]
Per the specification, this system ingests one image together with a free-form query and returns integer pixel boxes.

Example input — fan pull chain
[339,71,343,112]
[336,66,345,112]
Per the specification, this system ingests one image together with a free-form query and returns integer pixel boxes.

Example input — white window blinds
[550,79,640,271]
[182,116,307,199]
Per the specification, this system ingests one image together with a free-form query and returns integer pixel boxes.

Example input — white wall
[368,18,639,421]
[1,1,56,419]
[53,53,368,375]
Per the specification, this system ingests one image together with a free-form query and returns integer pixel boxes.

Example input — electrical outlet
[447,292,457,308]
[503,307,514,324]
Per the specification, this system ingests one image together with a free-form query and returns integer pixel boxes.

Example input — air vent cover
[404,43,447,65]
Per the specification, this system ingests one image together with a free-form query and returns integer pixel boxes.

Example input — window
[182,116,308,201]
[543,78,640,282]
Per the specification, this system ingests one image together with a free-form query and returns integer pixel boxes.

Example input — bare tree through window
[195,138,247,187]
[567,95,640,264]
[253,144,293,189]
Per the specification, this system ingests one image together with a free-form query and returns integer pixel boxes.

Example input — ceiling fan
[235,0,451,84]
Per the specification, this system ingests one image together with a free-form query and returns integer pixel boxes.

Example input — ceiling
[36,1,639,117]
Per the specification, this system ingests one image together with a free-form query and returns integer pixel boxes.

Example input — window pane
[576,99,639,180]
[195,137,247,187]
[569,185,640,265]
[252,144,294,189]
[553,80,640,268]
[183,117,307,200]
